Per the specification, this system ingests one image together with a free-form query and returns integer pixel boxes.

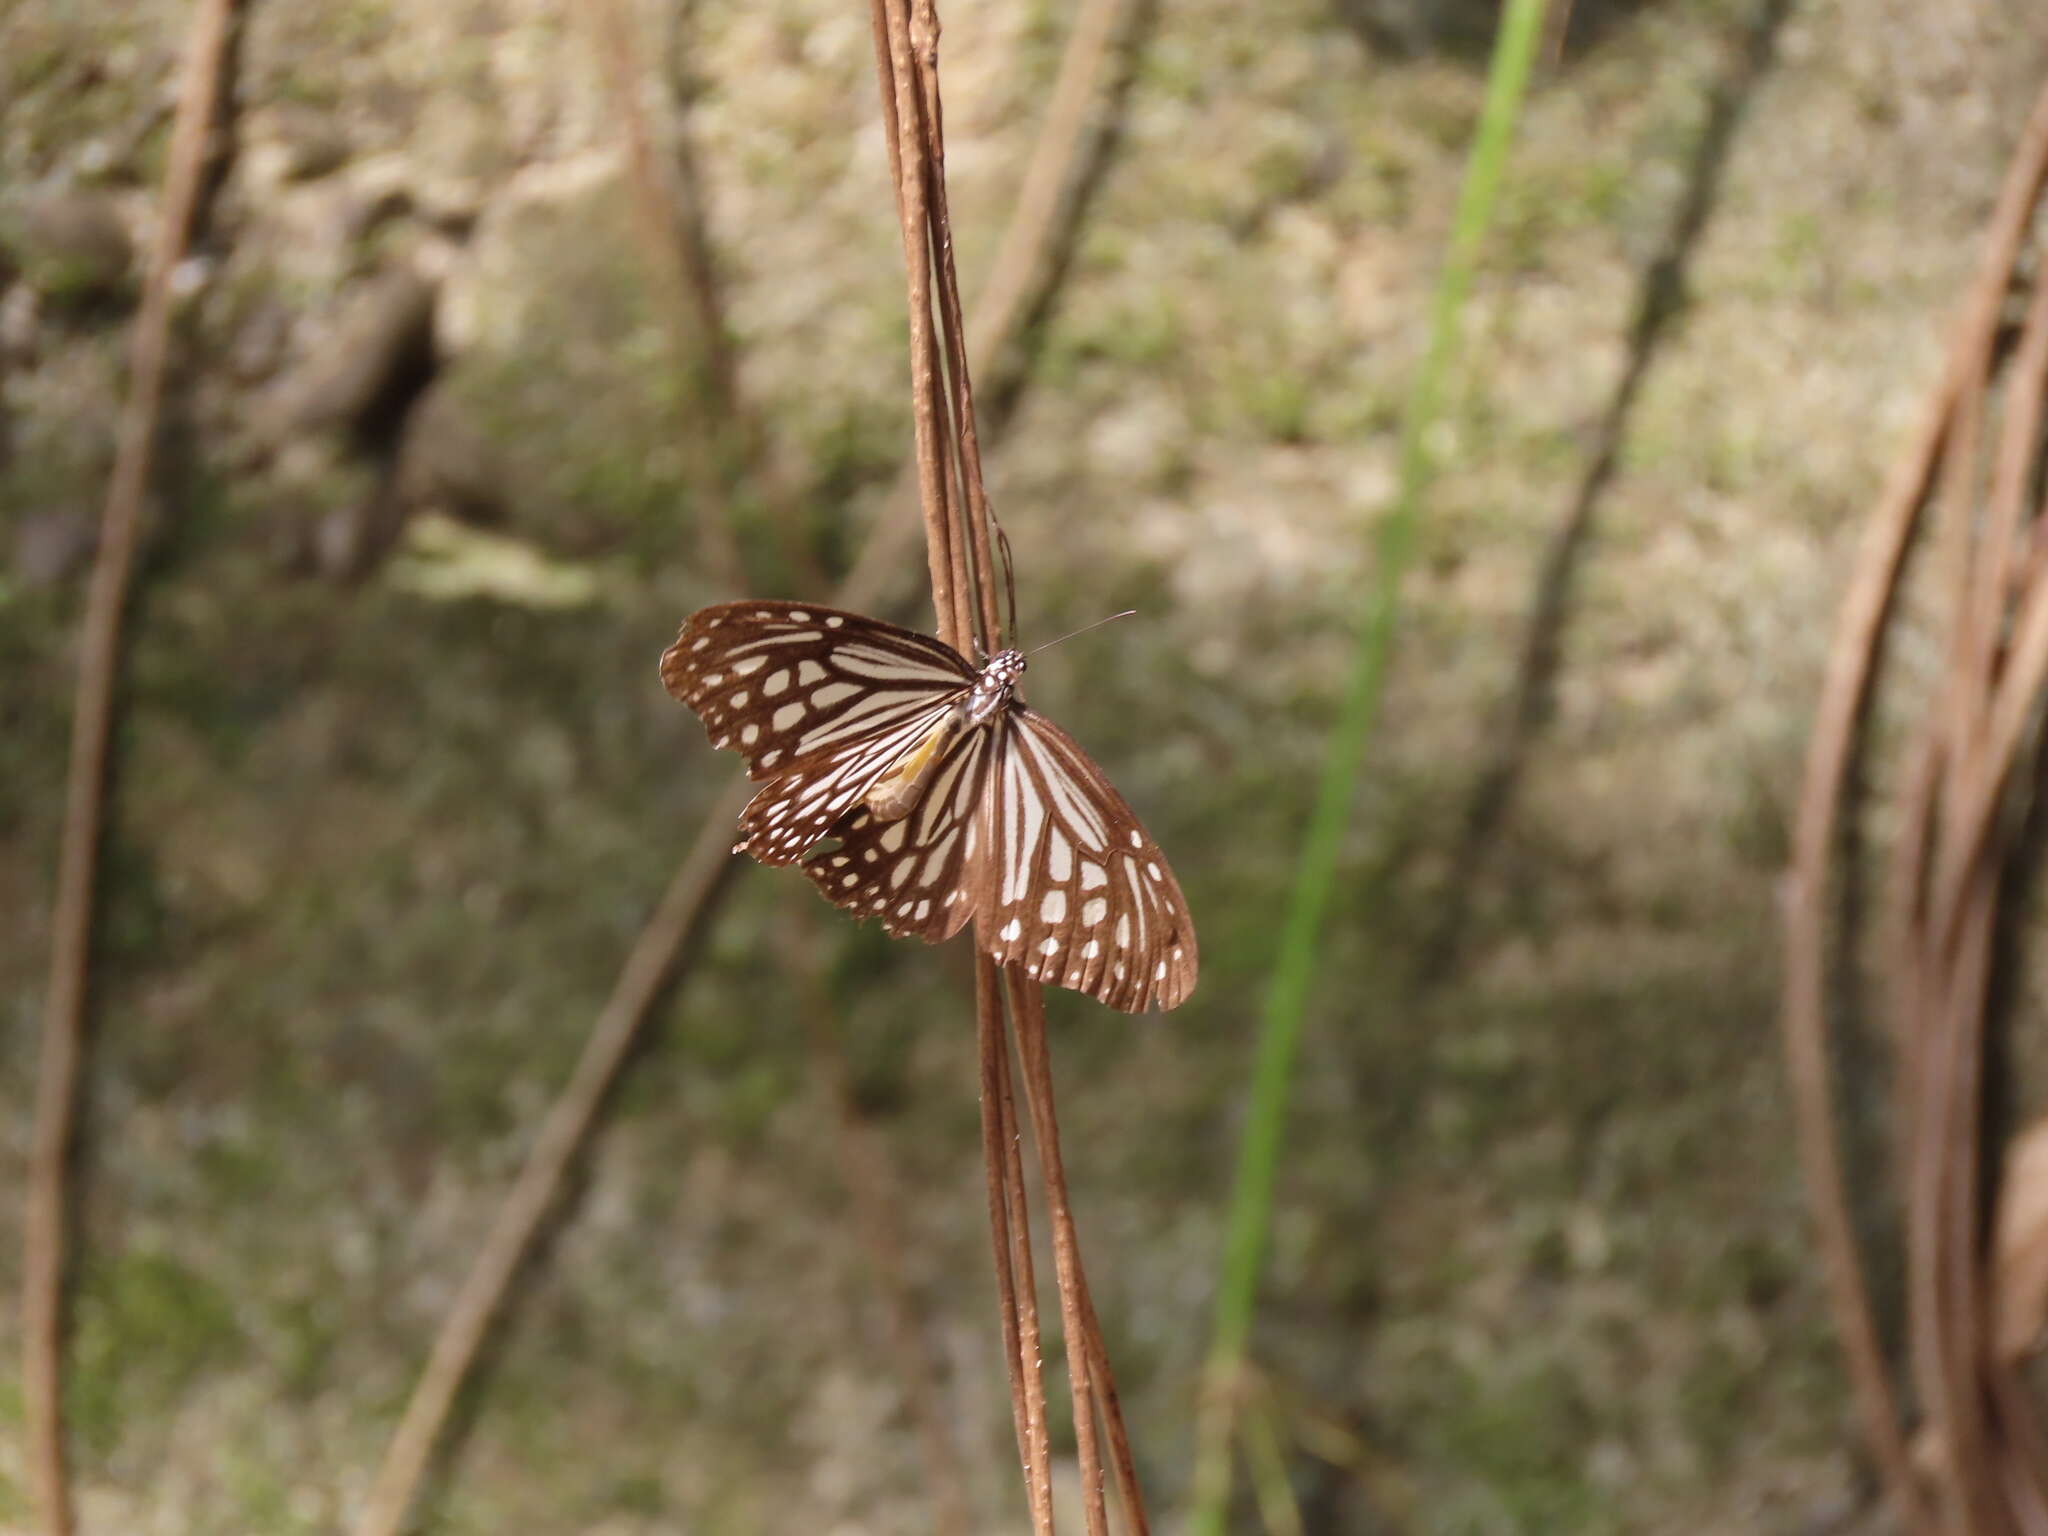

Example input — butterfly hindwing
[799,729,990,940]
[975,708,1197,1013]
[661,601,974,783]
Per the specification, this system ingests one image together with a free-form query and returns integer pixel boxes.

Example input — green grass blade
[1188,2,1552,1525]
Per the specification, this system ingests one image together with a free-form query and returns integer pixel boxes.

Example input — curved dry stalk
[1917,253,2048,1536]
[23,3,238,1531]
[1782,76,2048,1533]
[351,1,1143,1528]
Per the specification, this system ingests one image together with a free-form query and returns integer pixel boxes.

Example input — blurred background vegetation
[3,0,2045,1530]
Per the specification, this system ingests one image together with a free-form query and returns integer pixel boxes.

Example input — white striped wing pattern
[661,600,1197,1012]
[980,709,1195,1012]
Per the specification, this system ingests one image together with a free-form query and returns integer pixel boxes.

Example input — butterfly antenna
[1026,609,1137,656]
[997,521,1019,653]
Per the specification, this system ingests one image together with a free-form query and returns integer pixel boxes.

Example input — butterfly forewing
[975,709,1197,1013]
[801,730,991,940]
[661,601,972,782]
[663,601,977,864]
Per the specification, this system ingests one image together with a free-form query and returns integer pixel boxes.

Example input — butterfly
[660,601,1197,1012]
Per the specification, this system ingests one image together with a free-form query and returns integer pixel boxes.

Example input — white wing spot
[920,829,959,886]
[798,659,826,684]
[830,854,849,868]
[1049,831,1073,883]
[842,873,859,888]
[1041,890,1067,923]
[741,725,759,745]
[889,860,914,891]
[789,610,811,622]
[1080,863,1107,890]
[862,848,878,863]
[713,735,729,749]
[703,673,724,688]
[1083,939,1101,959]
[733,656,767,677]
[753,609,775,619]
[1146,861,1162,882]
[1082,897,1107,927]
[1114,963,1126,980]
[999,918,1022,942]
[810,682,859,709]
[1155,959,1167,980]
[760,749,782,767]
[765,670,792,697]
[915,900,930,920]
[826,616,844,628]
[729,690,748,708]
[1129,830,1143,848]
[773,703,805,731]
[691,636,710,651]
[880,822,908,852]
[1115,915,1132,949]
[1040,937,1061,956]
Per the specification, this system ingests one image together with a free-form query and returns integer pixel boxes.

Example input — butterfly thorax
[965,648,1026,726]
[864,649,1024,823]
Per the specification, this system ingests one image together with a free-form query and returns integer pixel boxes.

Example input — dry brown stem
[981,957,1057,1530]
[1007,974,1111,1536]
[353,0,1143,1528]
[1782,76,2048,1534]
[23,3,237,1531]
[840,0,1140,620]
[869,2,1149,1528]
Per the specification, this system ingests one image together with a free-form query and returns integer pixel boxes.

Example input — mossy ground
[3,0,2044,1530]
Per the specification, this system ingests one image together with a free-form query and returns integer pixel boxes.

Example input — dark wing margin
[974,708,1197,1012]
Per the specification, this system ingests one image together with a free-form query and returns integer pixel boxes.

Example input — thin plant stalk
[1188,0,1549,1524]
[981,958,1057,1531]
[1007,973,1112,1536]
[1781,80,2048,1533]
[24,2,236,1529]
[869,2,1148,1526]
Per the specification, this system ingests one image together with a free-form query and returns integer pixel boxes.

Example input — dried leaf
[1992,1117,2048,1360]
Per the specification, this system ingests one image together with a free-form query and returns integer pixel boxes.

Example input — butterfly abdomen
[865,707,967,821]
